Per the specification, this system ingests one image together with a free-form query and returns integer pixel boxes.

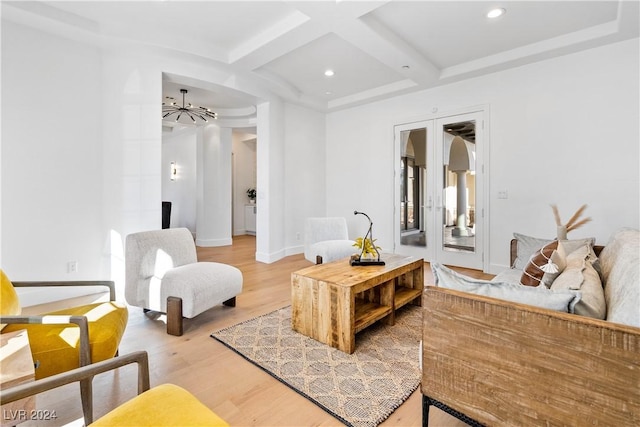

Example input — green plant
[246,188,256,200]
[352,237,381,257]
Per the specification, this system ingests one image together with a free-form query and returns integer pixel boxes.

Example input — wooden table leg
[380,279,395,325]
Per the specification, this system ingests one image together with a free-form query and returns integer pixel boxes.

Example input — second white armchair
[304,217,355,264]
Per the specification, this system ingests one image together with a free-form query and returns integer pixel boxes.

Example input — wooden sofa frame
[421,242,640,426]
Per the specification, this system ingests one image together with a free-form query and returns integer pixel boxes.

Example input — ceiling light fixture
[324,69,335,77]
[162,89,217,124]
[487,8,505,19]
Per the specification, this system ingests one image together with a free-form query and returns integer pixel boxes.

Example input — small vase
[557,225,567,240]
[250,199,256,204]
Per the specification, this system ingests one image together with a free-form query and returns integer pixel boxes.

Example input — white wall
[162,128,197,232]
[327,38,640,273]
[100,48,164,297]
[1,21,107,304]
[283,103,326,255]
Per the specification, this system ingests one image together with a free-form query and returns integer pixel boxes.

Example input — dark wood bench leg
[422,394,430,427]
[316,255,323,264]
[166,296,183,336]
[223,297,236,307]
[423,395,485,427]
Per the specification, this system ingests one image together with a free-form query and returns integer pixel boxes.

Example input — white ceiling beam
[228,10,311,65]
[335,14,440,87]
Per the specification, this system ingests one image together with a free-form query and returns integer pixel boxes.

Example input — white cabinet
[245,204,256,235]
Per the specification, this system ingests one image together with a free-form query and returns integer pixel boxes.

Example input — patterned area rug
[211,305,421,427]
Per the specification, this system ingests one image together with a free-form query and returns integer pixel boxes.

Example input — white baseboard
[255,248,286,264]
[195,237,233,247]
[285,245,304,256]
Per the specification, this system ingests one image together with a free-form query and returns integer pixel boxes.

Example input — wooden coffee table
[291,254,423,354]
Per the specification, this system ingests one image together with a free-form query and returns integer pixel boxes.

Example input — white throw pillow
[513,233,552,269]
[512,232,596,269]
[431,262,581,313]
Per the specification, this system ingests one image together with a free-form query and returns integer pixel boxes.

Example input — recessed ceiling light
[487,8,505,19]
[324,69,335,77]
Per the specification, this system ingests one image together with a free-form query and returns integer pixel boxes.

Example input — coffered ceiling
[4,1,638,118]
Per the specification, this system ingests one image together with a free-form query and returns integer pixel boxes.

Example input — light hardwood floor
[21,235,493,426]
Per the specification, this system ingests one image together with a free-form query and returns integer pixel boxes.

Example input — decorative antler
[550,204,592,238]
[567,217,592,233]
[551,204,562,227]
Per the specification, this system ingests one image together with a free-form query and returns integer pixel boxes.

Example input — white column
[452,171,472,237]
[255,99,286,263]
[195,124,233,246]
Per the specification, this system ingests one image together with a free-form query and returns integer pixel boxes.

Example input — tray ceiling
[4,1,638,116]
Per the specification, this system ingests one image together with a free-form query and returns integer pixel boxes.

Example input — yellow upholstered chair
[0,351,229,426]
[0,269,128,424]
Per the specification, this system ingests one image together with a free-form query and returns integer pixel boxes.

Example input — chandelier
[162,89,217,123]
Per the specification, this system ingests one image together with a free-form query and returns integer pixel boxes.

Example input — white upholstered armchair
[304,217,355,264]
[125,228,242,336]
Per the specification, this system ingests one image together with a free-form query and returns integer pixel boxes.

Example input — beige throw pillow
[551,244,606,319]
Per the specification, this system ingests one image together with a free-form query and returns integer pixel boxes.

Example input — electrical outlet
[296,232,301,241]
[497,190,508,199]
[68,261,78,273]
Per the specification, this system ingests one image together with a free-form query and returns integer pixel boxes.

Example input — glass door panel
[395,122,433,259]
[394,110,485,270]
[435,113,483,269]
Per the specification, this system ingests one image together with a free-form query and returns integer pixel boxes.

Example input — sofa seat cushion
[3,301,128,380]
[90,384,228,426]
[598,228,640,327]
[432,263,581,313]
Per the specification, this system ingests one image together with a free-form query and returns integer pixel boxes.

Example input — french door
[394,110,485,270]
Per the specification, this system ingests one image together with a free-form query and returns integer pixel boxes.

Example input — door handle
[426,196,433,210]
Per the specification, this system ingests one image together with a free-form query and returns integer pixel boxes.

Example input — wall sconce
[170,161,177,181]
